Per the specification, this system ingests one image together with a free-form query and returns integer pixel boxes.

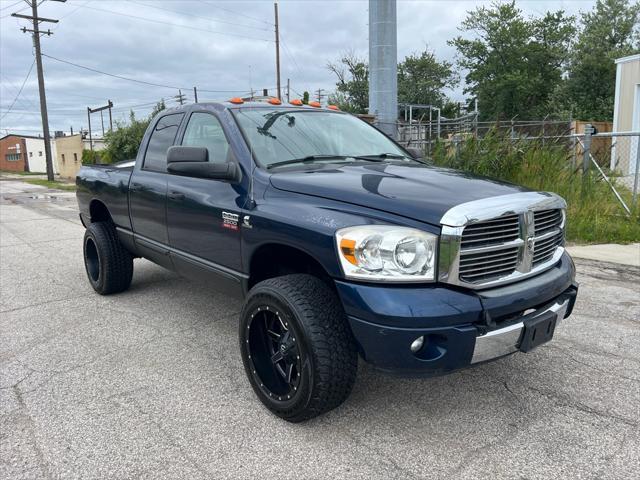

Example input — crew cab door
[129,112,184,269]
[165,111,245,294]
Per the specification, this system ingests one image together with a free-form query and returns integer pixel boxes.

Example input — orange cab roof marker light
[309,101,321,108]
[290,99,303,106]
[229,97,244,104]
[268,97,282,105]
[327,105,340,110]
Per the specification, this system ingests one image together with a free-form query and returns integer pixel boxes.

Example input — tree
[397,49,458,107]
[562,0,639,121]
[450,1,575,120]
[103,100,166,163]
[327,52,369,113]
[327,48,458,114]
[302,91,310,104]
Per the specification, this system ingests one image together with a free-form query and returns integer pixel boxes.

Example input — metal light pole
[368,0,397,138]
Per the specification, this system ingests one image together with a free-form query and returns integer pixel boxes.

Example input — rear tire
[83,222,133,295]
[239,274,358,422]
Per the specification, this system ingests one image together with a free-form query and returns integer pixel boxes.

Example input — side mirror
[167,146,208,163]
[406,147,424,160]
[167,146,241,182]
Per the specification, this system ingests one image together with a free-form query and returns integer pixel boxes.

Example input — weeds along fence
[394,118,639,217]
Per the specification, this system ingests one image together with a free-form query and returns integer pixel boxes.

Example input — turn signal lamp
[229,97,244,104]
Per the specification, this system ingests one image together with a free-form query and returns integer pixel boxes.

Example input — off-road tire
[83,221,133,295]
[239,274,358,422]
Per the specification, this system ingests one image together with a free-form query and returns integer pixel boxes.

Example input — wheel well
[248,244,333,290]
[89,200,112,224]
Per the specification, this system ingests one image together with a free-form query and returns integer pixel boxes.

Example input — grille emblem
[526,235,535,253]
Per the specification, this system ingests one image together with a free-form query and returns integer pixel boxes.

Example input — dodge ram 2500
[76,99,578,422]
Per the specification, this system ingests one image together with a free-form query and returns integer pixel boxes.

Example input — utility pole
[174,89,186,105]
[274,2,281,100]
[286,78,290,102]
[12,0,67,181]
[87,100,113,151]
[316,88,326,104]
[193,86,198,103]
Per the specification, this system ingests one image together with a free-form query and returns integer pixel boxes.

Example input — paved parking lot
[1,178,639,480]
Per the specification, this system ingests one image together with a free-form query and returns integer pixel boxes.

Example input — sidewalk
[567,243,640,267]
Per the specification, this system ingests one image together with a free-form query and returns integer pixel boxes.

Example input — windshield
[233,108,408,168]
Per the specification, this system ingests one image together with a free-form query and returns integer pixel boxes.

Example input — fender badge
[222,211,239,231]
[243,215,252,229]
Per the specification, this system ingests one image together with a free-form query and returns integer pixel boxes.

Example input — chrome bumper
[471,298,570,364]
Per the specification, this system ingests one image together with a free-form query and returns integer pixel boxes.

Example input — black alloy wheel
[246,306,302,401]
[239,274,358,422]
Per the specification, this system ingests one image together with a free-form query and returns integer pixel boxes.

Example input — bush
[430,132,640,243]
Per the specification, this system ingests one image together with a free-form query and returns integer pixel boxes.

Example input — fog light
[410,336,424,353]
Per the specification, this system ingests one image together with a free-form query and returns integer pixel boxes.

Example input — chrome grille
[460,214,520,249]
[459,215,521,283]
[453,207,565,287]
[459,246,520,283]
[534,209,562,235]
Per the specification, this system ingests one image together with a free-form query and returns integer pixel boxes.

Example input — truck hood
[269,163,529,226]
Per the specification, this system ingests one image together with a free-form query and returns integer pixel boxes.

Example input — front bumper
[335,252,578,375]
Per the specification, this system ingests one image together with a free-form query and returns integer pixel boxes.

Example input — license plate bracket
[519,311,557,353]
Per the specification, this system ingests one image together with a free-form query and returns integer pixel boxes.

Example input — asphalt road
[1,178,639,480]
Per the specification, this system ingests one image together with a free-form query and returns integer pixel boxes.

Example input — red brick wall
[0,136,27,172]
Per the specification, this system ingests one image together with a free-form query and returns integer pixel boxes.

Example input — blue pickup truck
[76,100,578,422]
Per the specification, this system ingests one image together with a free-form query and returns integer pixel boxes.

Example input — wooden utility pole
[12,0,67,181]
[274,2,281,99]
[193,86,198,103]
[286,78,290,102]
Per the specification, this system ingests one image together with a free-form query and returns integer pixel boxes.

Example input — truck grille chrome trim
[438,192,566,289]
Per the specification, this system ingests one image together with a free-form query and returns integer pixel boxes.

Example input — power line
[41,53,253,93]
[0,1,23,13]
[199,0,274,27]
[41,53,187,89]
[0,59,36,121]
[129,1,271,32]
[80,4,274,43]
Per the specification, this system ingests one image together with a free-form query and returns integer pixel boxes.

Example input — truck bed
[76,161,134,230]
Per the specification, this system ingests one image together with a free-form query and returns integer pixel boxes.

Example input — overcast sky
[0,0,596,136]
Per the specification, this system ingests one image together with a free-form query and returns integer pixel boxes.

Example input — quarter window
[143,113,184,171]
[181,112,230,164]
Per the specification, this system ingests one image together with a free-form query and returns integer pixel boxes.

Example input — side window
[181,112,230,164]
[143,113,184,171]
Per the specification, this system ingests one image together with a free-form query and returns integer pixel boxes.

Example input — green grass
[23,178,76,192]
[430,132,640,244]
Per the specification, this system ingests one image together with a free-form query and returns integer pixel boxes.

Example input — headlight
[335,225,437,282]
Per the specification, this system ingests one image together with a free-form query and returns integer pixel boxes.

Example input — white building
[24,137,58,174]
[611,54,640,177]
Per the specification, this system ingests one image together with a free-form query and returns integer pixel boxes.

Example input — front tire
[239,274,358,422]
[83,222,133,295]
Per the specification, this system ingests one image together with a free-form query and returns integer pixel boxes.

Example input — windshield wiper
[266,154,349,169]
[355,152,428,165]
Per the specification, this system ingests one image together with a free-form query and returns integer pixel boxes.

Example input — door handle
[131,182,142,188]
[168,191,185,201]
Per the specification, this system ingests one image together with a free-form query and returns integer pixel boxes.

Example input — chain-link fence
[391,118,639,215]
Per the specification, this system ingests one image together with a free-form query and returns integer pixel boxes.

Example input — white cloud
[0,0,595,134]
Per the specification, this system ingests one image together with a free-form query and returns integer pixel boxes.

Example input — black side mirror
[167,146,242,182]
[406,147,424,160]
[167,146,208,163]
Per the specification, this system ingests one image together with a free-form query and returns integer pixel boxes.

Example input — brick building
[0,134,29,172]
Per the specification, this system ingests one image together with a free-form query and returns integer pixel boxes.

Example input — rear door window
[143,113,184,172]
